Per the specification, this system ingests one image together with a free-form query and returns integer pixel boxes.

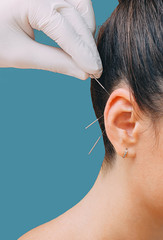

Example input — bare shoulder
[18,213,76,240]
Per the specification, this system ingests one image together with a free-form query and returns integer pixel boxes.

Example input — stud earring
[122,148,128,158]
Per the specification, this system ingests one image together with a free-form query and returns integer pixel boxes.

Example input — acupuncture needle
[85,76,109,130]
[88,129,106,155]
[85,114,104,129]
[85,76,109,155]
[93,77,109,95]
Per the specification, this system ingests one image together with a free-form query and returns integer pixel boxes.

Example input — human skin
[18,84,163,240]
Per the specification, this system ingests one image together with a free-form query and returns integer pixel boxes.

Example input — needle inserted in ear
[85,76,109,130]
[85,114,104,129]
[88,130,105,155]
[86,76,108,155]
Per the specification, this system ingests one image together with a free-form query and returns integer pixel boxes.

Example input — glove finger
[65,0,96,35]
[59,5,95,54]
[9,37,89,80]
[40,7,102,78]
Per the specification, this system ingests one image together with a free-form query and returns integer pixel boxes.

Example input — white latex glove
[0,0,103,80]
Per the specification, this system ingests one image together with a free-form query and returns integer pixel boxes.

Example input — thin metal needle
[86,76,108,155]
[88,136,102,155]
[93,77,109,95]
[88,130,105,155]
[85,76,108,130]
[85,114,104,129]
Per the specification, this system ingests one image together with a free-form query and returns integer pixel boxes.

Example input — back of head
[91,0,163,169]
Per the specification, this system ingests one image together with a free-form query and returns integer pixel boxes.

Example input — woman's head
[91,0,163,215]
[91,0,163,168]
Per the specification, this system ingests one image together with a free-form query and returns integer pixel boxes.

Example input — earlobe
[104,88,140,158]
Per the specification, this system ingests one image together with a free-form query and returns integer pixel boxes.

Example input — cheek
[130,124,163,218]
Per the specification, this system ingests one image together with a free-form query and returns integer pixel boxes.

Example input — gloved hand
[0,0,103,80]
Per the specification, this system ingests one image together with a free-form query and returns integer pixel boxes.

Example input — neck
[60,157,163,240]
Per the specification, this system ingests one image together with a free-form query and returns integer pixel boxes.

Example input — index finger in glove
[28,0,102,78]
[65,0,96,35]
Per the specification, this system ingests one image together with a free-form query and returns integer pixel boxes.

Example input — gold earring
[122,148,128,158]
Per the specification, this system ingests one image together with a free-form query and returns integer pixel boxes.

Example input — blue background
[0,1,118,239]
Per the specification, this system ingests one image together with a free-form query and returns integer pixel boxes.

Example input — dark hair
[91,0,163,169]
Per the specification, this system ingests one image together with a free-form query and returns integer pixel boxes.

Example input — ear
[104,87,142,159]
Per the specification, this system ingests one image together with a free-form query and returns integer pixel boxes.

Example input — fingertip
[81,73,90,80]
[88,58,103,79]
[91,66,103,79]
[75,72,90,80]
[67,62,90,80]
